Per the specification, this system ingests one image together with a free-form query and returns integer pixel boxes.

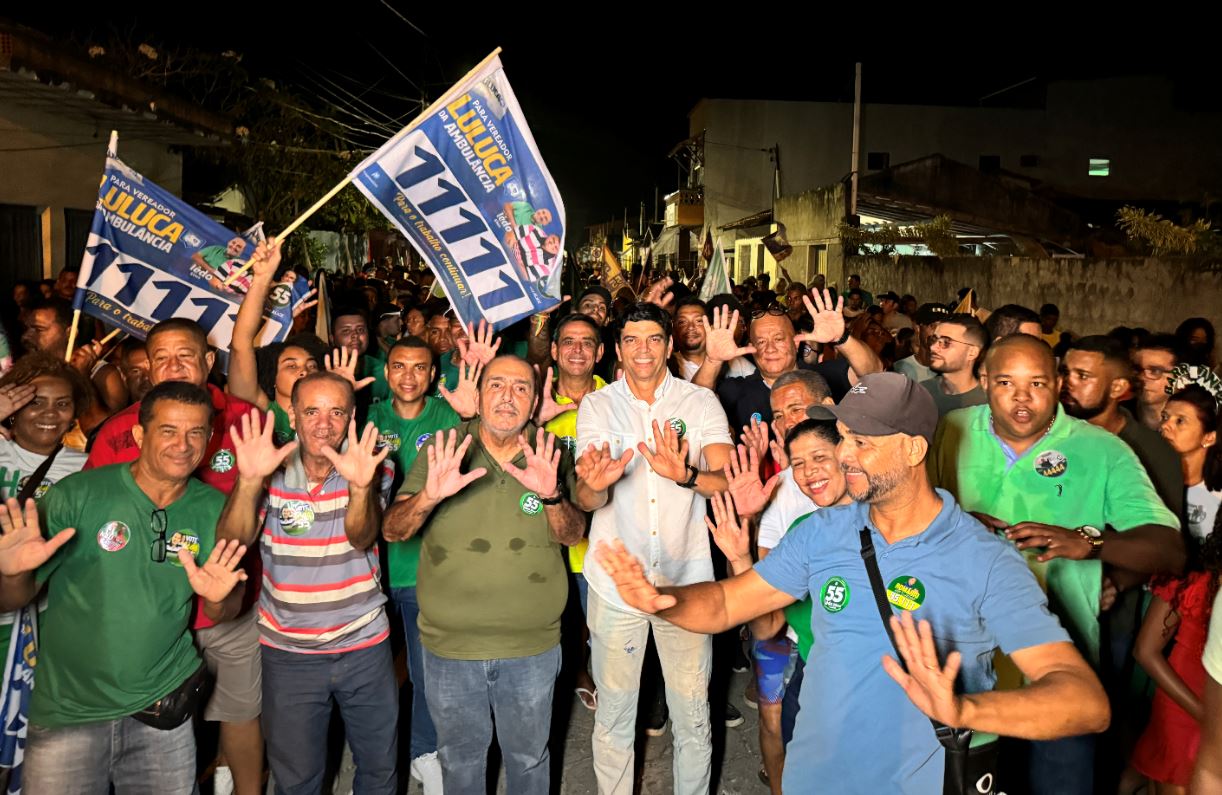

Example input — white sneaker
[410,752,444,794]
[213,765,235,795]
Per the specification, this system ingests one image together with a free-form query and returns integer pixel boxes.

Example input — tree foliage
[839,215,959,258]
[1116,206,1218,256]
[80,30,391,236]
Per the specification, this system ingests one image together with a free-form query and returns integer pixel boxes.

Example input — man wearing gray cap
[597,372,1109,794]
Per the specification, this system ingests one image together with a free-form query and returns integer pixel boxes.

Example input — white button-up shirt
[577,372,732,613]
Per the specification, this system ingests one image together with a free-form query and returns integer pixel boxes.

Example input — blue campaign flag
[75,150,311,368]
[351,52,564,331]
[0,607,36,792]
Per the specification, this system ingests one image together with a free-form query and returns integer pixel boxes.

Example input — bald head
[985,333,1056,377]
[984,334,1061,447]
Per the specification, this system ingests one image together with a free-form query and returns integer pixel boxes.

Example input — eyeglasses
[150,509,168,563]
[927,335,978,351]
[750,303,787,319]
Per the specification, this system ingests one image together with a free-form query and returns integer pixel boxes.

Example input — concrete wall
[0,101,183,277]
[691,76,1222,239]
[846,256,1222,337]
[773,185,848,285]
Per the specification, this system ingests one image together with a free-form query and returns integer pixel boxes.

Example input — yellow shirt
[545,374,608,572]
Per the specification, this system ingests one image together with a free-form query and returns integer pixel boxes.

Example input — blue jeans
[262,640,398,795]
[24,715,195,794]
[391,586,438,761]
[1028,733,1095,795]
[587,589,712,795]
[423,644,561,795]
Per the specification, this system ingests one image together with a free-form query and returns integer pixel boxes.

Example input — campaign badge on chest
[820,576,850,613]
[1033,450,1067,478]
[279,500,316,536]
[887,576,926,611]
[97,521,130,552]
[166,530,201,567]
[519,493,543,516]
[211,449,235,474]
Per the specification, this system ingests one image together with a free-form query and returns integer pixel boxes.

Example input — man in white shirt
[575,302,734,795]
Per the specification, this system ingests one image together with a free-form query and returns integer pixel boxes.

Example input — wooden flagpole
[66,129,119,362]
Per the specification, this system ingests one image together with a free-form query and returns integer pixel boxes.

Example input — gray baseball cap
[807,372,939,443]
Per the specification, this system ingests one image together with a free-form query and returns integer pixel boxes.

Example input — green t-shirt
[929,404,1179,664]
[433,350,461,397]
[370,397,460,588]
[360,353,391,403]
[404,418,575,660]
[197,244,229,271]
[33,464,223,727]
[780,511,816,661]
[510,201,536,226]
[269,400,296,445]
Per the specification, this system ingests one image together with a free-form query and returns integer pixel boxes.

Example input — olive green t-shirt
[33,464,222,728]
[405,419,575,660]
[929,404,1179,664]
[369,397,460,588]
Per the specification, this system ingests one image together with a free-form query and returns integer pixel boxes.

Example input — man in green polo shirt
[383,354,585,793]
[929,334,1183,795]
[367,335,458,792]
[0,381,248,793]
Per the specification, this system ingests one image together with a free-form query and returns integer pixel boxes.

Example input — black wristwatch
[834,325,853,346]
[539,485,566,505]
[676,464,699,489]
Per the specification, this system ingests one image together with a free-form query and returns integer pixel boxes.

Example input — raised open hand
[326,347,376,391]
[504,427,562,498]
[702,306,755,364]
[724,443,780,518]
[0,498,74,577]
[881,611,967,729]
[230,409,298,481]
[456,319,502,366]
[704,491,750,565]
[423,428,487,501]
[0,384,36,424]
[181,537,248,604]
[595,539,677,614]
[636,420,690,483]
[795,288,847,346]
[320,420,389,489]
[438,360,482,419]
[575,442,633,492]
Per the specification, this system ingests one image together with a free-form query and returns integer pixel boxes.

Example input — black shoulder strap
[858,527,970,754]
[16,444,62,504]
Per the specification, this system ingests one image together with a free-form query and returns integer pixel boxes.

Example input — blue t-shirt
[755,489,1069,794]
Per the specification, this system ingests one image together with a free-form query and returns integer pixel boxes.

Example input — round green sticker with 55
[820,576,850,613]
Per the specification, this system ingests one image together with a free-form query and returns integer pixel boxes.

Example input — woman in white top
[0,352,91,500]
[1160,373,1222,541]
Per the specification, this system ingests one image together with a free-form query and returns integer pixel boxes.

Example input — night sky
[6,8,1211,237]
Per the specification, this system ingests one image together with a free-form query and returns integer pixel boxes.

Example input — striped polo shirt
[258,448,395,654]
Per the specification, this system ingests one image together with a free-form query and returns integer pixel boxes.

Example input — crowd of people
[0,242,1220,795]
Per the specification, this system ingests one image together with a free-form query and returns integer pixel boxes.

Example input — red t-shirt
[86,383,260,629]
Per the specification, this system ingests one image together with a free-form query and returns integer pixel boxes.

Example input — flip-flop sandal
[575,687,598,711]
